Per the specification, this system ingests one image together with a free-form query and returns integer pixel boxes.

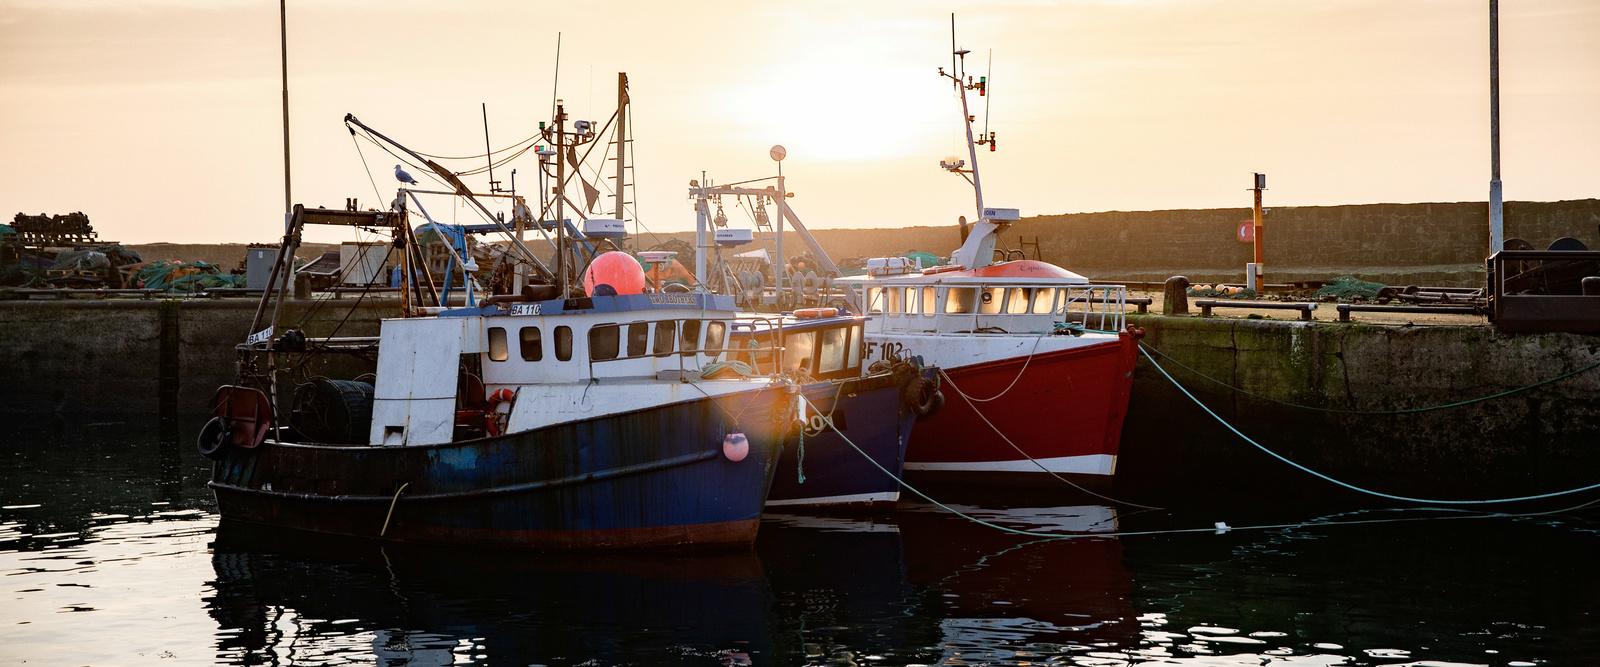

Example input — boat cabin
[846,261,1126,335]
[727,314,867,381]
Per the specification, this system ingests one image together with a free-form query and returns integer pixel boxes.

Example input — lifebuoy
[901,376,944,421]
[791,307,838,319]
[486,388,517,436]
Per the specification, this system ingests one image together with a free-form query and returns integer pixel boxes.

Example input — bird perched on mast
[394,164,419,185]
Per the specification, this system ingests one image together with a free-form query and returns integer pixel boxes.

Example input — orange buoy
[583,251,647,297]
[792,307,839,319]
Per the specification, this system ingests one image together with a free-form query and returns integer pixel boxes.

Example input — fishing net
[1186,286,1258,300]
[1314,275,1386,300]
[134,260,244,291]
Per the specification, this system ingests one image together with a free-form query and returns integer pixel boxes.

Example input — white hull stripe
[764,491,900,507]
[904,454,1115,476]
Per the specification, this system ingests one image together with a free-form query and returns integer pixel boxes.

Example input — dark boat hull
[208,387,788,550]
[765,371,920,508]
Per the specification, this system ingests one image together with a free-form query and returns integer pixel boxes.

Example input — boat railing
[861,283,1127,334]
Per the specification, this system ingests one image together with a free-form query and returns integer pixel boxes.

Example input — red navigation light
[979,76,987,96]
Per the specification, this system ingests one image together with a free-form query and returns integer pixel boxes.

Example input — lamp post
[1249,173,1266,291]
[1488,0,1504,255]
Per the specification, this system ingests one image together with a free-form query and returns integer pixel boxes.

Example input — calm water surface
[2,420,1596,666]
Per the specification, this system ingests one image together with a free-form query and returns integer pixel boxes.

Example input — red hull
[905,331,1138,478]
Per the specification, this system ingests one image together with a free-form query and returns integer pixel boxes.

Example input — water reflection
[2,419,1598,665]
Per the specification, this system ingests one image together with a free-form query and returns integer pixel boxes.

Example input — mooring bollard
[1583,276,1600,296]
[1163,276,1190,315]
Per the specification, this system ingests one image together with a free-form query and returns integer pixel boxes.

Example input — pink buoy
[583,251,647,297]
[722,432,749,462]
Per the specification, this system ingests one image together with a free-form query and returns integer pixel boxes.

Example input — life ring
[486,388,517,436]
[901,376,944,421]
[791,307,838,319]
[197,416,230,461]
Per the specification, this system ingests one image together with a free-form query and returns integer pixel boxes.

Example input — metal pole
[555,101,567,296]
[1488,0,1504,254]
[1252,185,1265,287]
[482,103,495,191]
[279,0,291,215]
[615,73,628,220]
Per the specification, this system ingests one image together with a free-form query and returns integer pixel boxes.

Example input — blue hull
[766,372,919,508]
[208,386,787,549]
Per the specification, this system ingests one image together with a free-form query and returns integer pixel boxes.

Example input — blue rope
[1138,346,1600,505]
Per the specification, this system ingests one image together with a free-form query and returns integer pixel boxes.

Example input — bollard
[294,273,311,300]
[1162,276,1190,315]
[1583,276,1600,296]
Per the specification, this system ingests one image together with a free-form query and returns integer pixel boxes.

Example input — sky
[0,0,1596,245]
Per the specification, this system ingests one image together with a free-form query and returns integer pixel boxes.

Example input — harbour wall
[3,300,1597,505]
[747,198,1599,287]
[1119,313,1600,505]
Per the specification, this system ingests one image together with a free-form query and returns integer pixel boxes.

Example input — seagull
[394,164,419,185]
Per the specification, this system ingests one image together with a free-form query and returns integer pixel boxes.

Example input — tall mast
[279,0,291,216]
[555,99,567,296]
[614,73,629,221]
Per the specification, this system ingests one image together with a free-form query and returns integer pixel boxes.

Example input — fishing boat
[199,107,802,550]
[729,308,941,508]
[838,44,1142,485]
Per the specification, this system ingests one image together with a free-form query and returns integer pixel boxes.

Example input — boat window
[945,287,976,314]
[653,320,676,355]
[979,287,1004,314]
[589,325,620,361]
[782,330,816,373]
[627,323,648,357]
[818,326,848,374]
[519,326,543,361]
[921,287,937,315]
[704,321,726,355]
[1032,287,1058,314]
[865,287,884,313]
[487,327,508,362]
[679,319,701,355]
[1007,287,1033,314]
[554,326,573,361]
[886,287,902,313]
[846,324,862,370]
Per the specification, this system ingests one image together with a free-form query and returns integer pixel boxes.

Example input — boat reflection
[205,502,1137,665]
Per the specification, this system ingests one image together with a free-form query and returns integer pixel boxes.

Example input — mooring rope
[936,368,1163,511]
[797,394,1591,539]
[1139,342,1600,415]
[1138,346,1600,505]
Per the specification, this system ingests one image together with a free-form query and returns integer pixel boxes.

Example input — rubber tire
[901,377,941,418]
[915,390,945,422]
[197,417,230,461]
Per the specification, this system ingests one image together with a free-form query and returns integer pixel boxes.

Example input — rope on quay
[795,394,1591,540]
[1139,342,1600,415]
[936,367,1163,511]
[1138,346,1600,505]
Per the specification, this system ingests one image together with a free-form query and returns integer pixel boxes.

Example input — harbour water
[2,419,1595,666]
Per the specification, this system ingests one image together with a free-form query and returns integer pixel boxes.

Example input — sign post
[1249,173,1266,291]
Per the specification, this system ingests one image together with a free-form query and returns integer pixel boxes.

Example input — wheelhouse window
[1032,288,1058,314]
[886,287,902,314]
[487,327,509,362]
[704,321,726,356]
[818,326,848,374]
[920,287,938,315]
[626,323,648,358]
[979,287,1004,314]
[865,287,885,313]
[589,325,619,361]
[846,324,862,369]
[519,326,542,361]
[1007,287,1032,314]
[653,320,676,355]
[782,330,816,374]
[554,326,573,361]
[679,319,702,356]
[945,287,976,314]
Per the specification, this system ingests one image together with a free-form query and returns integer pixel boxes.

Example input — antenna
[950,14,958,76]
[983,50,992,140]
[482,102,498,193]
[549,32,562,120]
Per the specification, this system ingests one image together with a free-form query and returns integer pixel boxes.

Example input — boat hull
[887,331,1138,482]
[764,371,921,508]
[207,387,787,550]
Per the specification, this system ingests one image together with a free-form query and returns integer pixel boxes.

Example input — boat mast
[554,100,568,296]
[943,16,1005,269]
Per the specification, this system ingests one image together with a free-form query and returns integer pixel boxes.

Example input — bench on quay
[1127,297,1152,313]
[1193,299,1319,321]
[1335,303,1480,322]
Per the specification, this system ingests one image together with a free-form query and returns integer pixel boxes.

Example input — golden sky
[1,0,1596,245]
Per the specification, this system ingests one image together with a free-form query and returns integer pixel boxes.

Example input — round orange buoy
[723,432,749,462]
[791,307,838,319]
[583,251,647,297]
